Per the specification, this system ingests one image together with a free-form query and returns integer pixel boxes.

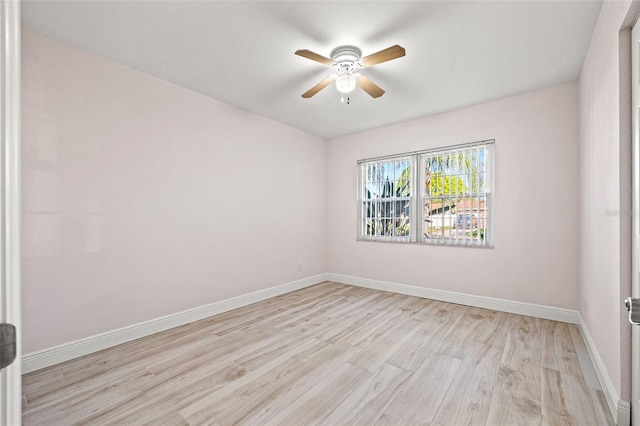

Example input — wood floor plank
[376,353,462,425]
[541,404,574,425]
[539,321,582,377]
[21,282,612,426]
[22,367,65,405]
[497,362,542,402]
[409,298,447,323]
[140,358,246,398]
[94,363,247,425]
[177,337,323,420]
[59,322,221,387]
[473,309,509,348]
[83,393,181,425]
[24,361,156,413]
[327,305,403,346]
[153,324,283,371]
[504,313,544,364]
[386,302,462,373]
[498,313,545,402]
[280,300,370,342]
[540,348,583,378]
[203,342,358,425]
[207,282,349,334]
[485,387,542,426]
[322,363,411,425]
[431,305,488,360]
[325,289,386,319]
[23,322,201,403]
[232,332,317,371]
[590,387,615,425]
[23,384,143,425]
[385,320,438,372]
[540,367,606,425]
[263,362,371,426]
[399,294,435,316]
[416,300,467,331]
[432,343,502,425]
[348,317,423,372]
[542,320,577,353]
[273,294,349,329]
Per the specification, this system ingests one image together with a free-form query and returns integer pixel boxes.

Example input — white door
[0,0,21,424]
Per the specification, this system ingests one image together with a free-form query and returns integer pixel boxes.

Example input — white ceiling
[21,1,601,139]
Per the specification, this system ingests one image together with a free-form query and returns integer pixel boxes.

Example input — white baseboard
[22,273,328,374]
[617,400,631,426]
[577,313,628,426]
[327,273,580,324]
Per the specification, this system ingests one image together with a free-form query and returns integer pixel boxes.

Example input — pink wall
[579,0,638,402]
[327,82,580,309]
[21,29,327,354]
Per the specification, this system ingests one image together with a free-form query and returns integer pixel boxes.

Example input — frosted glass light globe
[335,72,356,93]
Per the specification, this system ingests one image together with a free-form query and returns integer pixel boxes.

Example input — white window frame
[357,155,417,243]
[357,140,494,248]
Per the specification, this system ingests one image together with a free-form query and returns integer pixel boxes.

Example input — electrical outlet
[297,263,302,272]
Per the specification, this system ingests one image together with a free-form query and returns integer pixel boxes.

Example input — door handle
[625,297,640,325]
[0,323,16,369]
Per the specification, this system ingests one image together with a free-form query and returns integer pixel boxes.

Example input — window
[359,156,413,242]
[358,140,494,247]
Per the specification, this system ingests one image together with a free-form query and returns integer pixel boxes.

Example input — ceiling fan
[295,44,406,102]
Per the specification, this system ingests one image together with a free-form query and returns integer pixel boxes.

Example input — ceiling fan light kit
[335,71,358,94]
[295,44,405,102]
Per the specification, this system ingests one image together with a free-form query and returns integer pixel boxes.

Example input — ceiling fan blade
[356,75,385,98]
[295,49,333,66]
[301,76,335,98]
[361,45,406,67]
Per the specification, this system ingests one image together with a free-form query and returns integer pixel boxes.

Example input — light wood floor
[22,282,613,425]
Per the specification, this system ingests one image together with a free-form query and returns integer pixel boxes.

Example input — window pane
[422,143,491,246]
[360,157,411,240]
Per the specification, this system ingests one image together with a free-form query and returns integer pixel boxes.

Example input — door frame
[0,0,21,424]
[632,16,640,426]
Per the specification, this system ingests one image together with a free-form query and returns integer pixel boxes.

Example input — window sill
[356,237,494,249]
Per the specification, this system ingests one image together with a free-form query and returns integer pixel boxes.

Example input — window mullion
[475,146,480,245]
[357,164,362,240]
[411,155,418,243]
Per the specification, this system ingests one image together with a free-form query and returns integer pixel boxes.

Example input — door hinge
[625,297,640,325]
[0,323,16,369]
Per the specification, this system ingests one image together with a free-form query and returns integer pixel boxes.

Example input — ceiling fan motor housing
[330,45,362,66]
